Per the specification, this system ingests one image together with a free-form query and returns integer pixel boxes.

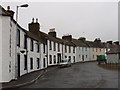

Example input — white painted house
[0,6,17,82]
[72,38,90,62]
[62,35,76,63]
[85,38,106,61]
[47,28,63,66]
[1,6,119,83]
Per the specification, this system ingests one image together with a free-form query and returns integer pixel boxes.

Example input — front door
[17,54,20,77]
[82,55,84,61]
[57,54,61,63]
[43,58,46,68]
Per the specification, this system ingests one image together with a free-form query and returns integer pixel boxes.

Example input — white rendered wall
[77,47,90,62]
[16,29,28,76]
[39,43,47,69]
[1,16,13,82]
[0,16,2,82]
[89,47,106,61]
[47,40,62,66]
[27,38,40,73]
[63,45,76,63]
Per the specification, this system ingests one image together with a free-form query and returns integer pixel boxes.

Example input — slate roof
[84,41,105,48]
[72,39,89,47]
[106,45,120,54]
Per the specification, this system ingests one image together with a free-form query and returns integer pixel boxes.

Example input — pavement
[1,66,58,89]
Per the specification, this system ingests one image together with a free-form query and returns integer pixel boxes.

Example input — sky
[1,0,119,42]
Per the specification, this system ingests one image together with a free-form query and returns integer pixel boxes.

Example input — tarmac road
[22,62,119,88]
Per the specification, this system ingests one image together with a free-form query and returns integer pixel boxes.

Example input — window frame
[17,29,20,47]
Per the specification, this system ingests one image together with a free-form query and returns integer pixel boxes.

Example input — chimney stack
[6,6,14,19]
[114,41,119,45]
[28,18,40,34]
[62,34,72,41]
[94,38,101,43]
[48,28,56,38]
[107,41,112,45]
[78,37,86,41]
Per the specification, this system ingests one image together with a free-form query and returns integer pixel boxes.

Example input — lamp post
[15,4,28,79]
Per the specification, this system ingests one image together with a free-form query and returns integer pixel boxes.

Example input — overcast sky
[1,0,119,42]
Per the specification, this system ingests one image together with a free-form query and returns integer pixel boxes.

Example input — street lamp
[15,4,28,79]
[16,4,28,23]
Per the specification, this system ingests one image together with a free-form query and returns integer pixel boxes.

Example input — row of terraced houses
[0,6,119,83]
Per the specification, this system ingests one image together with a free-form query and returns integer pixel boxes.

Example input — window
[24,35,27,49]
[30,39,34,51]
[65,56,67,58]
[49,40,52,50]
[79,55,81,59]
[100,49,101,52]
[86,55,87,58]
[54,42,56,51]
[58,43,60,52]
[9,61,11,73]
[69,46,71,53]
[37,43,39,53]
[73,47,75,53]
[17,29,20,47]
[24,55,27,70]
[54,55,56,64]
[65,45,67,53]
[9,29,12,57]
[43,44,46,53]
[37,58,40,69]
[82,47,84,51]
[30,58,33,70]
[119,53,120,59]
[73,56,75,63]
[49,55,52,64]
[93,55,94,59]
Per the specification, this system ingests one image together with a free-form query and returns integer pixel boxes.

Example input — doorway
[17,54,20,77]
[82,55,84,61]
[57,54,61,63]
[43,58,46,68]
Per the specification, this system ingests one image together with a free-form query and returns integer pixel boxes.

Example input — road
[22,62,119,88]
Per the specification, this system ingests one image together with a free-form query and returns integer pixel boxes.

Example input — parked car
[58,59,71,67]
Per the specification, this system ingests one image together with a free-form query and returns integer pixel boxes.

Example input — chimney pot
[32,18,34,23]
[36,18,38,23]
[7,6,10,10]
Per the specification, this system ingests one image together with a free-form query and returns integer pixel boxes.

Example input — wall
[63,45,76,63]
[0,15,2,82]
[47,40,62,66]
[107,54,119,63]
[1,16,13,82]
[27,38,40,73]
[90,47,106,61]
[76,47,90,62]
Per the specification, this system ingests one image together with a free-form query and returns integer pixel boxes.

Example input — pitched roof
[72,39,89,47]
[85,41,105,48]
[106,45,120,54]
